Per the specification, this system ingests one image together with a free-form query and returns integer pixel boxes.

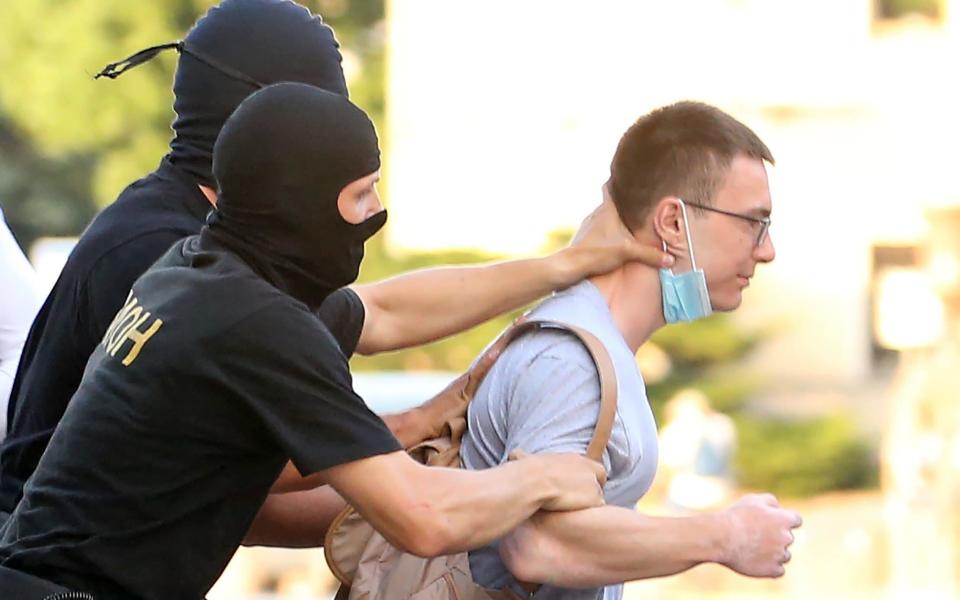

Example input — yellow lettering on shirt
[100,291,163,367]
[107,307,145,355]
[102,291,136,346]
[118,317,163,366]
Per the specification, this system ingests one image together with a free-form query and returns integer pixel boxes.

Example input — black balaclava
[172,0,347,187]
[96,0,348,188]
[203,82,386,308]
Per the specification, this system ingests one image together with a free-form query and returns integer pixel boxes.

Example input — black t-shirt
[0,157,364,514]
[0,235,400,600]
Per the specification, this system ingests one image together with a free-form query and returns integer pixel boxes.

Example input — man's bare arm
[351,198,672,355]
[320,449,606,558]
[245,486,345,547]
[499,493,801,587]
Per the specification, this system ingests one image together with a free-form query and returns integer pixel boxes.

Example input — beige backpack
[324,319,618,600]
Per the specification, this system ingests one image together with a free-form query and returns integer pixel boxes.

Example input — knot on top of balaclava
[170,0,349,187]
[205,81,384,307]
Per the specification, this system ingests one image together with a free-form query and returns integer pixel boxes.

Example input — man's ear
[651,196,687,257]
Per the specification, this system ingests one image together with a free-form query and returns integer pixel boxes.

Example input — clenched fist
[719,493,802,578]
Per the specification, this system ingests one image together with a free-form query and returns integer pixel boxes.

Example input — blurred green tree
[875,0,940,19]
[735,414,878,497]
[0,0,182,210]
[0,0,386,248]
[0,116,97,247]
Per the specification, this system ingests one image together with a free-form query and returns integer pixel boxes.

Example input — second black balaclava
[204,82,386,308]
[170,0,349,187]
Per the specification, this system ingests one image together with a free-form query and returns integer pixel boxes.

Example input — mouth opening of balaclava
[203,82,385,308]
[95,0,349,188]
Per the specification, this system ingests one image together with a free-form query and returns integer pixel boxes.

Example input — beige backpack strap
[551,323,618,463]
[481,319,618,463]
[501,320,618,599]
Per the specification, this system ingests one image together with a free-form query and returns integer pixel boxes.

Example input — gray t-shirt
[461,281,658,600]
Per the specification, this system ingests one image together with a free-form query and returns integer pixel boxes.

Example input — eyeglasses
[684,201,771,247]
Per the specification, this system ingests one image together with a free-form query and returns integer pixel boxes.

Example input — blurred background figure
[0,207,43,439]
[659,389,737,511]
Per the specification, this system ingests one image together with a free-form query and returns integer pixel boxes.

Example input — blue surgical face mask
[660,199,713,323]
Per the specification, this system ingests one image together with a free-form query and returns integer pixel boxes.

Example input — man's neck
[588,262,666,354]
[199,184,218,207]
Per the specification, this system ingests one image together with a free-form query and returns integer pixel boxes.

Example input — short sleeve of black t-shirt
[222,296,397,475]
[315,287,365,358]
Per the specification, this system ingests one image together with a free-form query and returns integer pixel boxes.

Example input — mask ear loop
[661,198,699,272]
[94,41,264,89]
[677,198,699,271]
[94,42,182,79]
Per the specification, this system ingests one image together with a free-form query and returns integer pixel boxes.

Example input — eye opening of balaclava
[94,0,349,188]
[202,81,386,308]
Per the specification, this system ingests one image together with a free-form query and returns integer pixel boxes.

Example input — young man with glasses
[459,101,801,600]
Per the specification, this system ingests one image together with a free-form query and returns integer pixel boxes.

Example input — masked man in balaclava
[0,82,611,600]
[0,0,670,518]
